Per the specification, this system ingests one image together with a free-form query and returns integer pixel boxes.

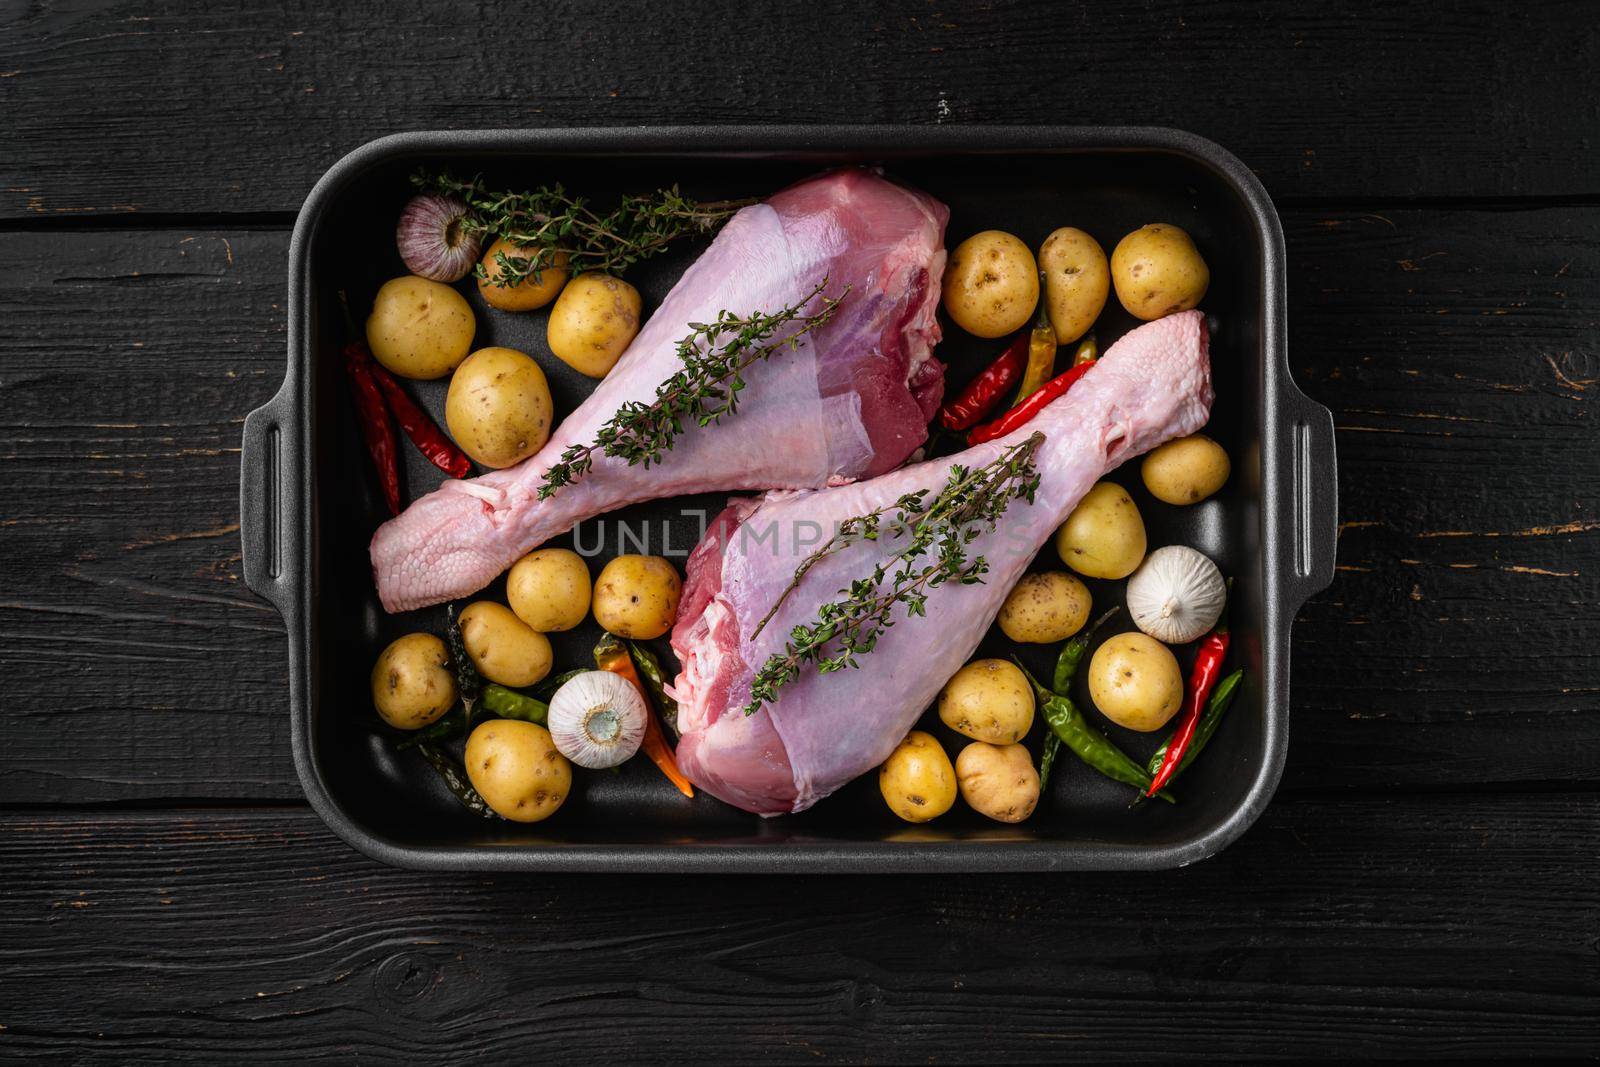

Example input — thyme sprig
[414,170,756,285]
[743,432,1046,716]
[537,279,846,500]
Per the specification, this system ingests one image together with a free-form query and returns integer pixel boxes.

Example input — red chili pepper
[366,360,473,479]
[342,344,401,515]
[937,333,1028,430]
[966,358,1096,444]
[1146,603,1231,796]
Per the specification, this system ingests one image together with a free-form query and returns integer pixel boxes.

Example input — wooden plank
[2,204,1595,803]
[2,0,1598,217]
[0,798,1594,1059]
[1285,206,1600,788]
[0,230,297,800]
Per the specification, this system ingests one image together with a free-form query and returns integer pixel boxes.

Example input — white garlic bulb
[395,193,482,282]
[547,671,648,769]
[1125,545,1227,644]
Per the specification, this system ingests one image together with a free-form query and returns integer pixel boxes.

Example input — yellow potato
[1111,223,1210,321]
[997,571,1092,644]
[879,730,957,823]
[1037,226,1109,344]
[1088,632,1184,732]
[941,230,1039,338]
[465,719,571,823]
[507,548,592,632]
[592,555,680,639]
[956,742,1040,824]
[458,601,552,688]
[546,272,642,378]
[444,346,552,469]
[370,633,456,730]
[1055,481,1147,580]
[365,275,476,380]
[477,239,569,312]
[1141,434,1231,505]
[938,659,1035,744]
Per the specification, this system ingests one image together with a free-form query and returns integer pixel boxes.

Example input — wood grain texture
[2,0,1599,218]
[0,799,1594,1061]
[3,202,1597,803]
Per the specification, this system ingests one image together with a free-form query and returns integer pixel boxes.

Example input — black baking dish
[241,126,1336,872]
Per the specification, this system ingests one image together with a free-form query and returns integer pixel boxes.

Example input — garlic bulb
[1125,545,1227,644]
[547,671,647,769]
[395,194,482,282]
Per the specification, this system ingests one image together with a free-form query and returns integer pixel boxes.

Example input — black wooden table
[2,2,1596,1060]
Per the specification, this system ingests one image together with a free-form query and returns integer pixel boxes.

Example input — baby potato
[1038,226,1109,344]
[1088,632,1184,732]
[365,275,476,380]
[956,742,1041,824]
[477,239,569,312]
[998,571,1092,644]
[941,230,1039,338]
[458,601,553,688]
[507,548,592,632]
[547,272,642,378]
[938,659,1035,744]
[445,346,553,469]
[465,719,571,823]
[370,633,457,730]
[1055,481,1147,580]
[879,730,957,823]
[592,554,680,639]
[1111,223,1210,321]
[1142,433,1231,505]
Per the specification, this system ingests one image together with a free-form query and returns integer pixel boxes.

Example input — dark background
[1,1,1596,1060]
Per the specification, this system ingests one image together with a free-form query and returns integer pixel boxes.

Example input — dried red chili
[1146,603,1231,796]
[342,344,401,515]
[966,357,1097,444]
[367,360,473,479]
[936,333,1028,431]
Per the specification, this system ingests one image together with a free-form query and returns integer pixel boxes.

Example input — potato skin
[1055,481,1147,580]
[445,347,552,469]
[458,601,553,688]
[507,548,592,633]
[1088,632,1184,732]
[365,275,476,380]
[879,730,957,823]
[938,659,1035,744]
[941,230,1040,338]
[547,272,642,378]
[477,239,568,312]
[1111,223,1210,321]
[370,633,457,730]
[1038,227,1109,344]
[592,555,681,639]
[465,720,571,823]
[956,742,1041,823]
[1141,434,1231,505]
[998,571,1092,644]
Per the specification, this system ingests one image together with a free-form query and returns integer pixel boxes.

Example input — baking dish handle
[240,382,297,617]
[1281,382,1338,611]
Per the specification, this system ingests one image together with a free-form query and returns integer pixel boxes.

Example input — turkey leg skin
[371,168,948,613]
[670,311,1213,815]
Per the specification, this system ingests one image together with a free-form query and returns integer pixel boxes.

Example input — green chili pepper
[1016,659,1174,803]
[629,642,679,738]
[532,667,586,702]
[1040,607,1120,789]
[416,742,497,818]
[480,683,549,725]
[445,605,482,731]
[1146,668,1244,781]
[393,707,465,751]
